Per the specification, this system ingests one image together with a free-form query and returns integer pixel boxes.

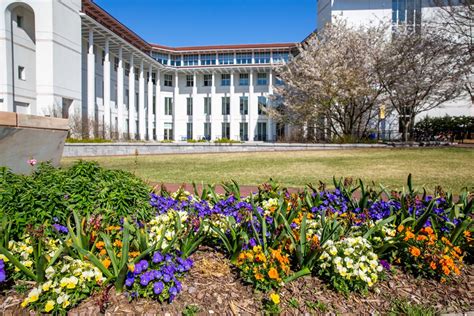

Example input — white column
[211,72,219,140]
[87,29,95,138]
[103,38,111,139]
[147,65,154,140]
[192,72,199,140]
[267,69,273,142]
[128,55,135,138]
[173,72,179,141]
[249,70,256,142]
[139,61,146,140]
[155,70,162,140]
[229,71,236,140]
[117,47,124,139]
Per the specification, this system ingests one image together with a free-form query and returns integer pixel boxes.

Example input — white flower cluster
[148,210,188,249]
[22,256,105,312]
[261,198,279,216]
[319,237,382,287]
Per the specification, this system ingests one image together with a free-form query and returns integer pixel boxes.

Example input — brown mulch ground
[1,248,473,315]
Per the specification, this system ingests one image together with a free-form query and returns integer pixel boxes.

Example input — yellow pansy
[270,293,280,305]
[44,300,55,312]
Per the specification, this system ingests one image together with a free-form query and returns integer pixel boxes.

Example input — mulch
[1,247,473,315]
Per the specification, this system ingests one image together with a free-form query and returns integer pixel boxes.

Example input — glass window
[186,75,194,87]
[236,52,252,64]
[275,77,284,85]
[222,97,230,115]
[187,122,193,140]
[187,97,193,115]
[17,15,23,28]
[125,62,130,76]
[221,74,231,86]
[204,97,212,115]
[153,97,156,115]
[273,51,290,63]
[257,73,268,85]
[240,96,248,115]
[204,122,211,140]
[134,67,139,81]
[222,122,230,139]
[165,97,173,115]
[218,53,234,65]
[203,74,212,87]
[114,57,119,71]
[255,52,271,64]
[200,54,217,65]
[256,122,267,141]
[183,54,199,66]
[258,96,267,115]
[170,55,181,67]
[164,74,173,87]
[153,52,169,65]
[240,122,248,141]
[125,89,129,109]
[18,66,26,80]
[164,122,173,140]
[239,73,249,86]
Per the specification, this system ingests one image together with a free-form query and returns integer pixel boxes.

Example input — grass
[61,148,474,193]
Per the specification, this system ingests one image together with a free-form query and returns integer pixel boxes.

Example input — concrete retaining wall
[0,112,69,174]
[63,142,388,157]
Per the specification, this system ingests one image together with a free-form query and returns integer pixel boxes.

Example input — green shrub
[0,161,154,238]
[213,138,242,144]
[66,138,113,143]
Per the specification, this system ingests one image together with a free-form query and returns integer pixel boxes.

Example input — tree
[432,0,473,103]
[271,20,386,142]
[373,26,469,141]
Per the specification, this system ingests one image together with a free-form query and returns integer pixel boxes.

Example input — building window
[222,97,230,115]
[186,75,194,87]
[200,54,216,65]
[134,67,139,81]
[187,122,193,140]
[392,0,422,31]
[240,122,248,141]
[255,52,271,64]
[257,73,268,85]
[256,122,267,141]
[164,74,173,87]
[170,55,181,67]
[222,122,230,139]
[153,52,169,65]
[151,72,156,85]
[153,97,156,115]
[204,122,211,140]
[203,74,212,87]
[236,52,252,64]
[135,92,139,111]
[114,57,119,71]
[204,97,212,115]
[126,89,129,109]
[239,73,249,86]
[218,53,234,65]
[183,54,199,66]
[187,97,193,115]
[275,77,284,85]
[273,51,290,63]
[18,66,26,80]
[164,122,173,140]
[221,74,231,86]
[125,62,130,76]
[16,15,23,28]
[240,96,248,115]
[258,96,267,115]
[165,97,173,115]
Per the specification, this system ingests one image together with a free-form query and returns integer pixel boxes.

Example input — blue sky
[94,0,317,47]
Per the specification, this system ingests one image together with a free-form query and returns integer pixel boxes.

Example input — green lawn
[61,148,474,193]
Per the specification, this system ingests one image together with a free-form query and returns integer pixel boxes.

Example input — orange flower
[397,225,405,233]
[430,261,437,270]
[409,246,421,257]
[255,273,264,281]
[404,231,415,241]
[442,266,450,275]
[113,240,123,248]
[129,251,140,258]
[100,249,107,256]
[464,230,471,238]
[256,253,267,263]
[96,241,105,250]
[422,227,434,235]
[102,258,111,269]
[416,235,428,241]
[268,268,279,279]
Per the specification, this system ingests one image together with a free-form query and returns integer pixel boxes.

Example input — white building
[0,0,296,141]
[0,0,471,142]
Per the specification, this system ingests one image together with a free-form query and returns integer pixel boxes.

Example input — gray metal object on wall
[0,112,69,174]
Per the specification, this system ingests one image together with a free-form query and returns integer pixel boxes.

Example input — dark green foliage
[0,161,154,238]
[414,115,474,142]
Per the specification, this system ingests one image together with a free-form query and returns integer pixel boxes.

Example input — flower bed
[0,162,472,314]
